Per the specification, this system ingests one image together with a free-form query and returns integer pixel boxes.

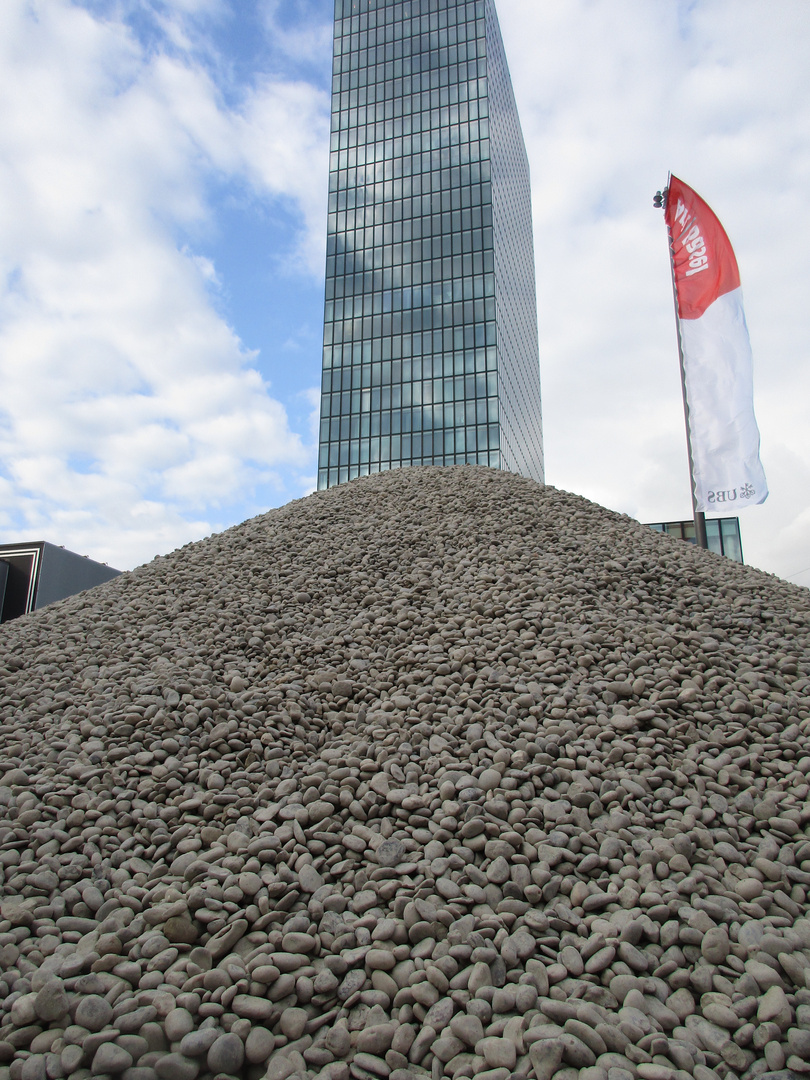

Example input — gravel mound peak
[1,465,810,1080]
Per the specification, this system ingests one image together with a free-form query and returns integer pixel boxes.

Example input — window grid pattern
[648,518,744,564]
[485,0,543,482]
[318,0,542,490]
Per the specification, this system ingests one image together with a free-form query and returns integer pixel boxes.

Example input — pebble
[356,1024,396,1055]
[701,927,730,964]
[74,996,113,1033]
[164,1009,194,1042]
[758,985,793,1028]
[279,1007,308,1040]
[207,1033,244,1074]
[0,466,808,1080]
[530,1038,564,1080]
[231,995,275,1022]
[298,864,323,893]
[154,1054,199,1080]
[244,1027,275,1064]
[91,1043,133,1074]
[33,981,68,1023]
[450,1014,484,1047]
[376,839,405,867]
[179,1029,218,1058]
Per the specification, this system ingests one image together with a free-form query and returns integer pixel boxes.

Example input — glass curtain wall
[648,518,744,564]
[318,0,543,490]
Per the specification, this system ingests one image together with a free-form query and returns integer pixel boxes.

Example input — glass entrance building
[317,0,543,490]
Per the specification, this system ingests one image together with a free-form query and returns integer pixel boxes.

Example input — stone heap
[0,466,809,1080]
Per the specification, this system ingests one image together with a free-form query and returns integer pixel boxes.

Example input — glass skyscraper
[317,0,543,490]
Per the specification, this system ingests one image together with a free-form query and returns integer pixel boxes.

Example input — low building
[647,517,743,563]
[0,542,120,623]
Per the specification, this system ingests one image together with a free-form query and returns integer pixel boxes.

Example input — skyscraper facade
[317,0,543,491]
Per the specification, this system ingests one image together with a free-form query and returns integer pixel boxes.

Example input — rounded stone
[20,1057,46,1080]
[451,1014,484,1047]
[279,1007,308,1040]
[91,1044,133,1074]
[163,918,198,945]
[788,1027,810,1057]
[244,1027,275,1065]
[281,932,316,954]
[297,865,324,893]
[238,872,263,897]
[701,927,729,965]
[122,1067,158,1080]
[34,980,68,1023]
[376,839,405,867]
[179,1030,219,1058]
[154,1054,200,1080]
[479,1037,516,1070]
[735,878,764,900]
[325,1025,351,1057]
[478,769,502,792]
[758,984,791,1028]
[164,1008,195,1042]
[61,1045,85,1073]
[206,1033,244,1075]
[432,1036,465,1063]
[75,996,114,1033]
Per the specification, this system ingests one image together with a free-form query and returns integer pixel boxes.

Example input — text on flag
[673,199,709,277]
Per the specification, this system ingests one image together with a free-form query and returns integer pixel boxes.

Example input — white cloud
[497,0,810,583]
[2,0,807,589]
[0,0,329,569]
[301,385,322,444]
[258,0,334,71]
[237,76,331,274]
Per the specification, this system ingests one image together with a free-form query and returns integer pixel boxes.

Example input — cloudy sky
[1,0,808,584]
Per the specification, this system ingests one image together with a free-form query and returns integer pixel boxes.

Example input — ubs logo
[706,483,755,505]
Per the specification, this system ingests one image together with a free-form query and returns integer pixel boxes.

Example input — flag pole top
[656,179,708,548]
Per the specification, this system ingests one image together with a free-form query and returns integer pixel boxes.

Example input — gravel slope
[0,466,809,1080]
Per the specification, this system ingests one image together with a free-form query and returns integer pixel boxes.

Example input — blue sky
[1,0,809,585]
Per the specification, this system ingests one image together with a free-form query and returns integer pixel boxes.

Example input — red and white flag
[665,175,767,512]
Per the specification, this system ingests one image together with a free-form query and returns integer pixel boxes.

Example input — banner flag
[665,175,768,512]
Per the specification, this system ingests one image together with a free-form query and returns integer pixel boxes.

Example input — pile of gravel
[0,465,809,1080]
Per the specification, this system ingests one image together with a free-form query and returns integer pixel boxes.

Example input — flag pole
[656,181,708,550]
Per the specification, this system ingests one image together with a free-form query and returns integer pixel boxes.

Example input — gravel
[0,464,809,1080]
